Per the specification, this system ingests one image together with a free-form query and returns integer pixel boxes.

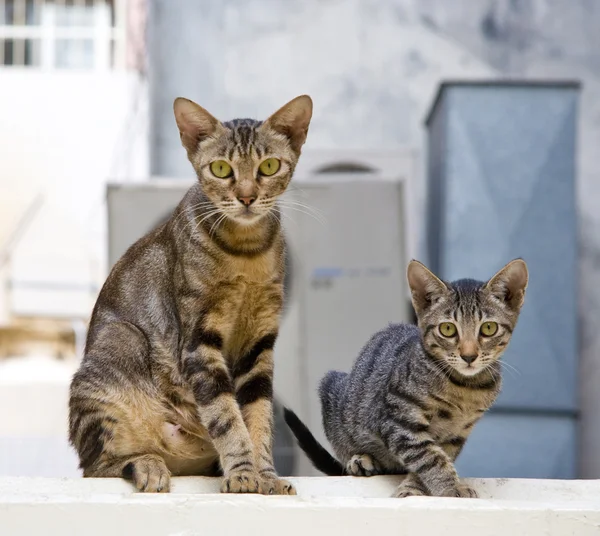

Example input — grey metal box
[456,413,577,479]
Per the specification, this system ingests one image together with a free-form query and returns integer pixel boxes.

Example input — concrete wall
[2,476,600,536]
[0,71,149,319]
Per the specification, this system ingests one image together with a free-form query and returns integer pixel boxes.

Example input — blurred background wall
[0,0,599,480]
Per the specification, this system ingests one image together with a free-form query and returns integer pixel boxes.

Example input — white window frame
[0,0,127,70]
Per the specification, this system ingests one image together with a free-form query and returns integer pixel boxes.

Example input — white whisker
[278,199,326,219]
[209,212,228,237]
[171,201,218,226]
[176,208,221,242]
[277,204,327,226]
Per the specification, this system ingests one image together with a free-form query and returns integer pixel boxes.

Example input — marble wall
[149,0,600,477]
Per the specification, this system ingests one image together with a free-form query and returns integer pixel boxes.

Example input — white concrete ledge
[1,477,600,536]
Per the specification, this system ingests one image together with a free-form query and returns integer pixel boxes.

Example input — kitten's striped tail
[283,407,345,476]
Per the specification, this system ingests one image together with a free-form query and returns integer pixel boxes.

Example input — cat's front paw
[346,454,382,477]
[260,474,297,495]
[441,483,478,498]
[221,470,261,494]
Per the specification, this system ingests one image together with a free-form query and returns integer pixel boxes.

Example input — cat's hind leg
[71,385,174,493]
[346,454,383,477]
[69,321,175,493]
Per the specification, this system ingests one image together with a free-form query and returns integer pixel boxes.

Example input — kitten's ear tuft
[173,98,220,154]
[485,258,529,310]
[264,95,313,153]
[407,260,448,315]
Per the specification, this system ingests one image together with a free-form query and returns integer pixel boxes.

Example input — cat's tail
[283,407,345,476]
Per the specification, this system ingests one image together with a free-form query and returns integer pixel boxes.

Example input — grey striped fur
[286,259,528,498]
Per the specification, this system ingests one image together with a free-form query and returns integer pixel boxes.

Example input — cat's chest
[223,253,279,284]
[426,386,493,441]
[213,254,283,357]
[215,254,282,315]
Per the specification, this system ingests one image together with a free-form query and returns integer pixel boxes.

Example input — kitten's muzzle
[460,354,478,365]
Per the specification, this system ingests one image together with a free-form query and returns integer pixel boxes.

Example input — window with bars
[0,0,125,69]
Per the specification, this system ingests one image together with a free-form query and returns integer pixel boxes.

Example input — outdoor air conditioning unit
[106,150,415,476]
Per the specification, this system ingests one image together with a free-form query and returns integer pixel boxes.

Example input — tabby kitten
[285,259,528,498]
[69,95,313,495]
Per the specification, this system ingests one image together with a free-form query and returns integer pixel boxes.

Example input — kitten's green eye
[480,322,498,337]
[259,158,281,176]
[210,160,233,179]
[439,322,457,337]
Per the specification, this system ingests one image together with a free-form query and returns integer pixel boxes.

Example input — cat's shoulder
[361,322,422,353]
[382,322,421,343]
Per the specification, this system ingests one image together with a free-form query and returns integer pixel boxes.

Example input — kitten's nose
[238,196,256,206]
[460,354,478,365]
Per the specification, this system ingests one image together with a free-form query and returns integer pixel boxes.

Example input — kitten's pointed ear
[485,259,529,310]
[264,95,313,153]
[407,260,448,315]
[173,98,221,154]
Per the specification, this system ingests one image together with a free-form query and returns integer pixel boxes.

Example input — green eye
[210,160,233,178]
[439,322,457,337]
[259,158,281,176]
[480,322,498,337]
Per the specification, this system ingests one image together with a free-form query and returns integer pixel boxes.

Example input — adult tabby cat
[284,259,528,498]
[69,95,313,495]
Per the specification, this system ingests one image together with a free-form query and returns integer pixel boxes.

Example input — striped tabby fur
[69,95,313,494]
[285,259,528,498]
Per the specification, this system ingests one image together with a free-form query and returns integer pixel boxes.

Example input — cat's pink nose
[238,196,256,206]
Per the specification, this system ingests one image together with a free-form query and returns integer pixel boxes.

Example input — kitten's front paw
[392,483,428,498]
[392,475,428,498]
[260,474,297,495]
[346,454,382,477]
[441,483,478,498]
[221,470,261,494]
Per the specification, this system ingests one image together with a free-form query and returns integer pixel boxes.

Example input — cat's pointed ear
[485,258,529,310]
[264,95,313,153]
[407,260,449,315]
[173,98,221,154]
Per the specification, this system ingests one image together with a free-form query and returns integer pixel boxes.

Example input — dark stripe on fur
[186,328,223,353]
[183,362,233,405]
[236,375,273,405]
[229,460,253,472]
[78,417,106,469]
[414,454,443,474]
[403,446,434,466]
[207,416,235,439]
[448,373,496,390]
[388,414,429,434]
[443,436,466,448]
[389,389,429,412]
[232,333,277,378]
[438,408,452,419]
[283,407,345,476]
